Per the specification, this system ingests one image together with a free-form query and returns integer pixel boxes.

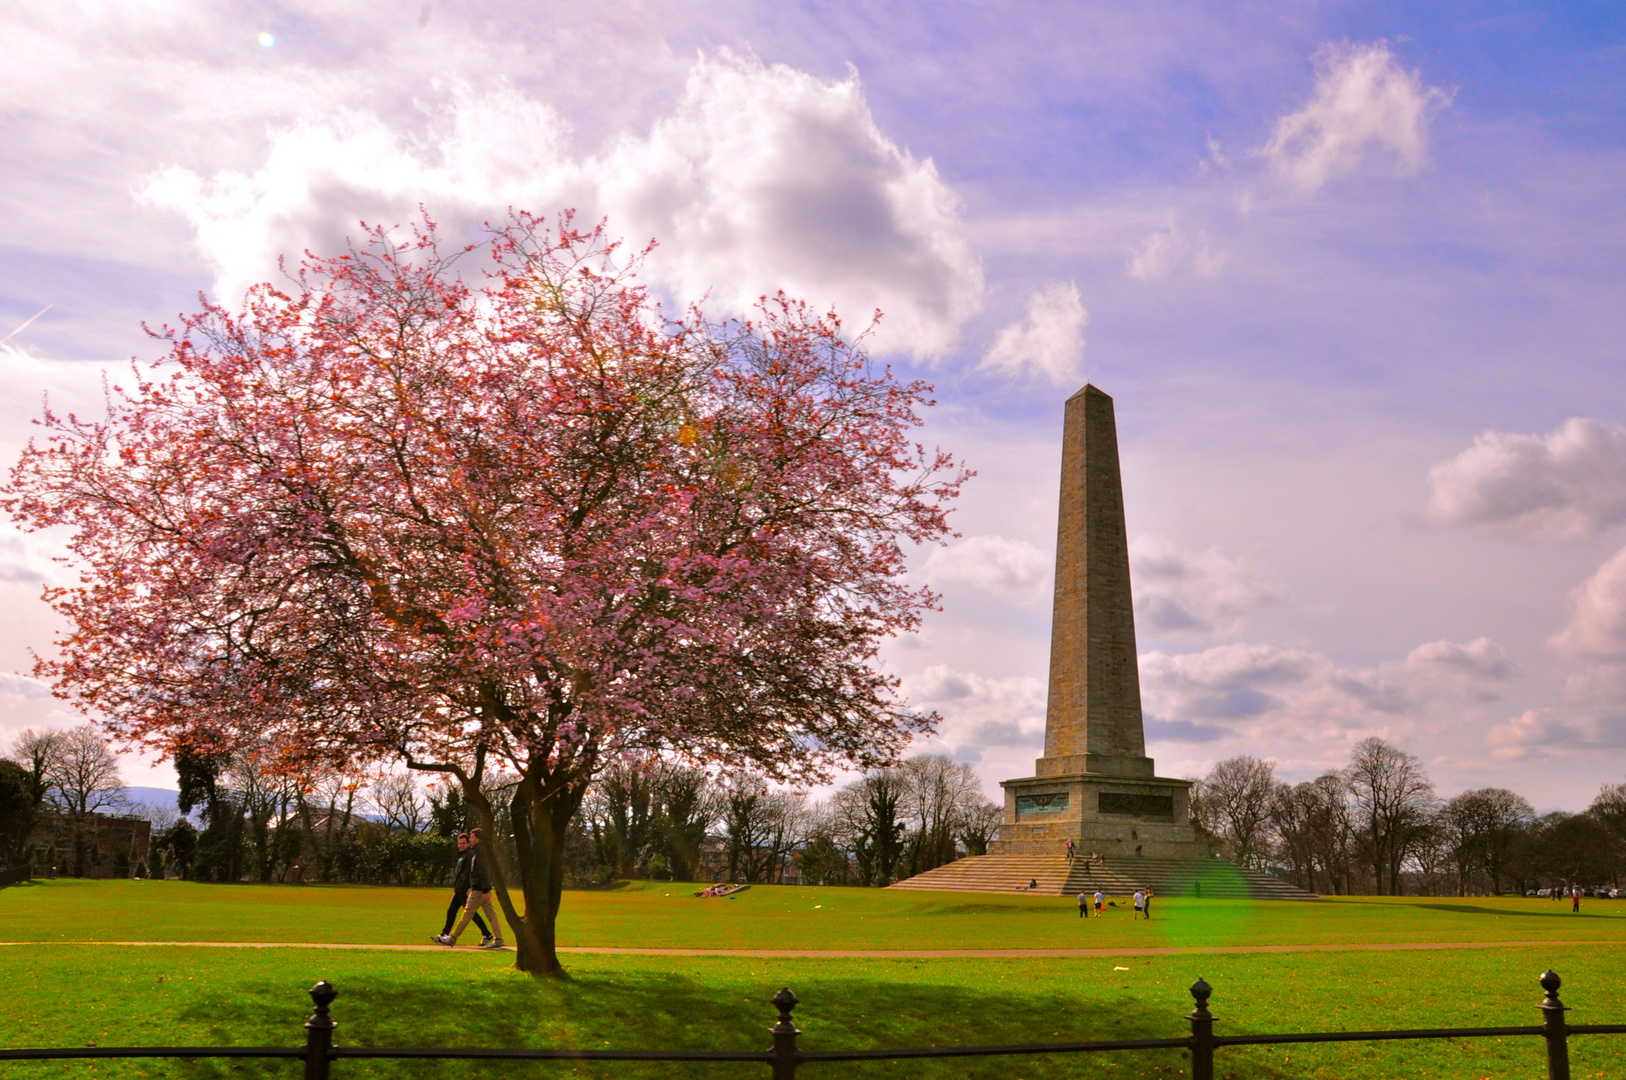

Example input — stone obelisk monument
[988,385,1203,859]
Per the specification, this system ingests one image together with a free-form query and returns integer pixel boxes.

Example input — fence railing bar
[1210,1025,1542,1047]
[0,1047,302,1060]
[798,1036,1190,1061]
[333,1048,775,1061]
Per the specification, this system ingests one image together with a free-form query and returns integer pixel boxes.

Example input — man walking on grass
[436,828,504,949]
[432,833,491,948]
[1078,890,1088,918]
[1132,889,1145,919]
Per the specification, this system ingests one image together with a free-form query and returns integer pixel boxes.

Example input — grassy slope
[0,945,1620,1079]
[3,878,1625,950]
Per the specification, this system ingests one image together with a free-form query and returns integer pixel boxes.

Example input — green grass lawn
[2,880,1624,1078]
[2,877,1624,951]
[0,943,1620,1078]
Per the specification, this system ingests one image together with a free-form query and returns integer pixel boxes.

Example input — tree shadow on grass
[1378,900,1620,923]
[928,901,1060,917]
[109,966,1300,1080]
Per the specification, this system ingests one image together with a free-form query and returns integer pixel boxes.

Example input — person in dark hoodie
[437,828,504,948]
[431,833,491,947]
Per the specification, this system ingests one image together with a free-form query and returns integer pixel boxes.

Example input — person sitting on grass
[435,828,504,949]
[431,833,491,948]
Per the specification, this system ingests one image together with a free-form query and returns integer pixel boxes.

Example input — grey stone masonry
[986,383,1206,861]
[1040,384,1153,778]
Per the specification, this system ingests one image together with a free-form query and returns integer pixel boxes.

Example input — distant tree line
[4,727,1001,888]
[568,753,1002,886]
[1191,737,1626,896]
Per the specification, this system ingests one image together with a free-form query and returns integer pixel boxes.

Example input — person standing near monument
[1094,889,1104,916]
[1143,887,1153,920]
[1132,889,1145,919]
[1078,890,1088,918]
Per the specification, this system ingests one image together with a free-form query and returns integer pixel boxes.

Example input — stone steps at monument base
[889,855,1318,900]
[1064,856,1319,900]
[887,855,1078,895]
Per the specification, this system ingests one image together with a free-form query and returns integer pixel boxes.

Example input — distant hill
[122,786,182,812]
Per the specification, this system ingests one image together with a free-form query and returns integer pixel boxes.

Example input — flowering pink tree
[4,213,965,974]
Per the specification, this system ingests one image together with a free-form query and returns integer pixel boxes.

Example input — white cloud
[599,52,983,358]
[921,534,1049,599]
[1403,637,1515,701]
[1130,536,1275,639]
[143,52,983,359]
[1126,215,1224,281]
[1405,637,1515,680]
[1264,42,1452,195]
[0,673,53,701]
[0,534,66,586]
[1551,545,1626,660]
[978,281,1086,383]
[1428,418,1626,539]
[145,85,580,307]
[1488,706,1598,757]
[1142,635,1516,762]
[903,664,1045,765]
[1489,544,1626,755]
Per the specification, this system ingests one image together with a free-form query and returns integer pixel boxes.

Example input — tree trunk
[467,768,583,978]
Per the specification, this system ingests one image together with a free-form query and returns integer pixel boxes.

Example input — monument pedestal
[988,770,1204,858]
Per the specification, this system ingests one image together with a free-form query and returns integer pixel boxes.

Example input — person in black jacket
[432,834,491,946]
[438,828,504,948]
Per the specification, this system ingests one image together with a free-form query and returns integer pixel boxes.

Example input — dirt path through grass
[0,938,1605,957]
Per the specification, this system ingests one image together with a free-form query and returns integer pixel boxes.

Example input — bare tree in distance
[795,800,851,885]
[1344,737,1435,895]
[1191,756,1277,869]
[1267,772,1355,894]
[900,755,983,876]
[1443,787,1535,896]
[25,725,127,876]
[9,729,60,807]
[1590,781,1626,887]
[956,797,1003,857]
[834,767,907,886]
[370,772,429,836]
[720,772,806,884]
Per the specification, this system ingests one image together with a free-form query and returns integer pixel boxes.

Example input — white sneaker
[433,934,453,946]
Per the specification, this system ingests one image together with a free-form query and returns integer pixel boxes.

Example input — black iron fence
[0,867,29,889]
[0,970,1621,1078]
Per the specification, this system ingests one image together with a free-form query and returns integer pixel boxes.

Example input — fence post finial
[1540,970,1570,1080]
[770,988,800,1080]
[304,981,338,1080]
[1187,978,1215,1080]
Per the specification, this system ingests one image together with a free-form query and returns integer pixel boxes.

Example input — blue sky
[2,1,1624,808]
